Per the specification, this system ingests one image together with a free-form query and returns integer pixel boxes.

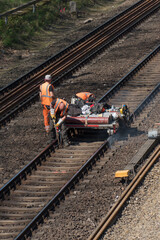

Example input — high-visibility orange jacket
[76,92,94,101]
[52,98,69,117]
[40,82,54,106]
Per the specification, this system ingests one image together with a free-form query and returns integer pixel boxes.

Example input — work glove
[50,108,56,120]
[55,118,64,127]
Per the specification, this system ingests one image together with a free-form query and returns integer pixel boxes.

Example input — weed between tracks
[0,0,121,48]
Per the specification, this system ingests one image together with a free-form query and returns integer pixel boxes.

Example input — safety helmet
[45,74,52,81]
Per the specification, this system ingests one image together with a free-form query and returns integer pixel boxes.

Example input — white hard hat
[45,74,52,81]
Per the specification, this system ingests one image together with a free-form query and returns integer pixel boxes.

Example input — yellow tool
[115,170,129,178]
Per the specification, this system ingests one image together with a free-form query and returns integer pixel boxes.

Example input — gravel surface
[0,0,140,88]
[0,0,160,185]
[102,160,160,240]
[30,91,160,240]
[0,0,159,239]
[1,0,159,185]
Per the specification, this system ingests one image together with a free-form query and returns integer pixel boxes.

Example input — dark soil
[30,95,160,240]
[0,0,159,185]
[0,0,159,238]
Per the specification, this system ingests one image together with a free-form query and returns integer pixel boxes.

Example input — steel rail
[98,45,160,103]
[1,45,159,199]
[1,0,158,99]
[1,79,159,239]
[0,0,153,102]
[0,138,108,239]
[1,85,158,238]
[87,145,160,240]
[13,140,108,240]
[1,0,160,127]
[1,48,159,132]
[0,0,148,96]
[0,81,158,238]
[0,140,57,200]
[0,0,44,18]
[130,83,160,122]
[0,46,159,238]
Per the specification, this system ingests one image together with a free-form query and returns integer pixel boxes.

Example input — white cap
[45,75,52,81]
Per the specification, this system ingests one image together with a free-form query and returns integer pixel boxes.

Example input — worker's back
[76,92,94,101]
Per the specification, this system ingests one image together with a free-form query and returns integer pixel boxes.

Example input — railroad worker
[39,74,55,134]
[71,92,95,107]
[50,98,70,146]
[76,92,95,103]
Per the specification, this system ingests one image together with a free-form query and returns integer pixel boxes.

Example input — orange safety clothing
[76,92,94,101]
[40,82,54,106]
[52,98,69,117]
[42,105,50,133]
[40,82,54,133]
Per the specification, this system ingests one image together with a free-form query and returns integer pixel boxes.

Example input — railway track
[0,44,160,239]
[88,143,160,240]
[98,45,160,121]
[0,132,109,240]
[0,0,160,127]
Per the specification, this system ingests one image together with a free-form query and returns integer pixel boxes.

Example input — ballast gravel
[102,161,160,240]
[30,89,160,240]
[0,1,160,185]
[0,0,159,239]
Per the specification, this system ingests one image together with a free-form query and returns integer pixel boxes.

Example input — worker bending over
[76,92,95,102]
[71,92,95,107]
[71,92,111,114]
[50,98,70,146]
[39,75,55,133]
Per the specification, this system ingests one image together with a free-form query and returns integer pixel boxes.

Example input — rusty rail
[1,0,160,128]
[88,145,160,240]
[0,0,48,22]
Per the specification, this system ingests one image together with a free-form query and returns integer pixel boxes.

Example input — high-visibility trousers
[42,105,50,133]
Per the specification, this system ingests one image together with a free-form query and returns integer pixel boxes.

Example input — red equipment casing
[65,116,111,124]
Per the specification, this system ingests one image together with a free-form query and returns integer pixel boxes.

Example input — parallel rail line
[0,133,109,240]
[0,46,159,239]
[98,45,160,121]
[0,0,160,127]
[0,0,49,19]
[88,145,160,240]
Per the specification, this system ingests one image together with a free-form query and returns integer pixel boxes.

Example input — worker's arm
[49,85,55,100]
[50,106,56,120]
[50,91,55,100]
[50,100,56,120]
[61,114,67,122]
[55,113,67,127]
[39,86,42,100]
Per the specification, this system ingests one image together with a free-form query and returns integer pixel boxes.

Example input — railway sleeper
[115,129,159,182]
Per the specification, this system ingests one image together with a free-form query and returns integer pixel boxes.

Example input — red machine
[65,107,126,135]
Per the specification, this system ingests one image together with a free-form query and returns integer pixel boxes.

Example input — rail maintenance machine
[65,102,130,136]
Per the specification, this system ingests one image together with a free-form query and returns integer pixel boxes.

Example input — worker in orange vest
[50,98,69,146]
[73,92,110,113]
[76,92,95,102]
[39,75,55,133]
[71,92,95,107]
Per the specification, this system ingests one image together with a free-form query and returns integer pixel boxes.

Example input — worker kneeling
[50,98,70,147]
